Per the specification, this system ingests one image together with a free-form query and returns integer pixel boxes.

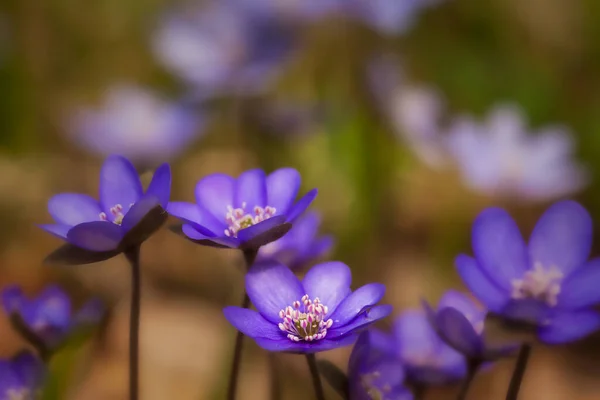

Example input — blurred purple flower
[423,290,517,361]
[68,85,202,169]
[446,105,588,201]
[39,155,170,253]
[257,211,334,269]
[224,260,391,353]
[372,311,466,386]
[0,352,45,399]
[168,168,316,249]
[348,331,414,400]
[2,285,103,349]
[457,200,600,344]
[153,1,297,97]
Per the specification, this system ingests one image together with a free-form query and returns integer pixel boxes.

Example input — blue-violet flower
[224,260,391,353]
[0,352,45,400]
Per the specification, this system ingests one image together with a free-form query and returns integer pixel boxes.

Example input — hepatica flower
[223,260,391,353]
[68,85,202,168]
[446,105,588,201]
[0,352,45,400]
[373,311,466,386]
[39,155,170,257]
[257,211,334,269]
[423,290,516,361]
[168,168,316,249]
[457,200,600,344]
[2,285,104,350]
[348,331,413,400]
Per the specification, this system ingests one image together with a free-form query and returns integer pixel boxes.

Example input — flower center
[99,203,134,226]
[278,294,333,342]
[511,263,564,306]
[224,202,276,238]
[7,389,33,400]
[360,371,392,400]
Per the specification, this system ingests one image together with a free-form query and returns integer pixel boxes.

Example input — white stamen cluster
[99,203,134,225]
[7,388,33,400]
[361,371,392,400]
[278,294,333,342]
[224,202,276,237]
[511,263,564,306]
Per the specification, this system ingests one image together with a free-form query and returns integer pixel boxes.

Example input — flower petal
[38,224,71,240]
[167,202,221,236]
[434,307,482,358]
[2,285,24,315]
[302,261,352,313]
[266,168,301,214]
[223,307,284,340]
[286,189,317,223]
[246,260,305,323]
[47,194,102,226]
[234,169,267,208]
[12,351,46,386]
[455,255,508,313]
[528,200,592,276]
[501,299,552,326]
[121,195,161,232]
[327,304,392,338]
[145,163,171,208]
[438,290,485,324]
[99,155,143,212]
[66,222,123,252]
[538,310,600,344]
[559,258,600,309]
[394,310,438,360]
[237,215,291,249]
[195,173,235,222]
[26,285,72,331]
[471,207,529,290]
[181,224,240,248]
[73,299,105,327]
[329,283,386,325]
[254,334,357,354]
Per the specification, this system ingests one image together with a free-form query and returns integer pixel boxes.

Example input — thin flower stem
[505,343,532,400]
[457,360,481,400]
[306,354,326,400]
[412,384,426,400]
[226,248,259,400]
[269,353,282,400]
[9,314,51,362]
[124,246,142,400]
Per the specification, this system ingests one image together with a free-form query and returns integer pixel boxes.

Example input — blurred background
[2,0,600,398]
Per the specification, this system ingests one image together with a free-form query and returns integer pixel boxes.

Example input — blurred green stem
[226,248,258,400]
[306,354,325,400]
[506,343,532,400]
[124,246,141,400]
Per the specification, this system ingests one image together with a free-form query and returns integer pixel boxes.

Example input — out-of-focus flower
[348,331,413,400]
[168,168,316,250]
[0,352,46,398]
[457,200,600,344]
[423,290,517,361]
[446,105,588,201]
[372,311,466,386]
[223,260,391,353]
[39,155,170,254]
[366,55,447,168]
[248,100,327,139]
[258,211,334,269]
[67,85,202,168]
[2,285,104,350]
[153,2,297,97]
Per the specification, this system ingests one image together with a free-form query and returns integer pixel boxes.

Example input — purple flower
[168,168,317,249]
[423,290,517,361]
[223,260,391,353]
[67,85,203,169]
[257,211,334,269]
[348,331,413,400]
[2,285,104,350]
[39,155,170,255]
[153,2,296,98]
[446,105,588,201]
[0,352,46,399]
[457,200,600,344]
[372,311,466,386]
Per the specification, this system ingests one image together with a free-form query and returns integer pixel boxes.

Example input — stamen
[98,202,134,226]
[360,370,392,400]
[279,294,332,342]
[224,203,276,237]
[511,263,564,306]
